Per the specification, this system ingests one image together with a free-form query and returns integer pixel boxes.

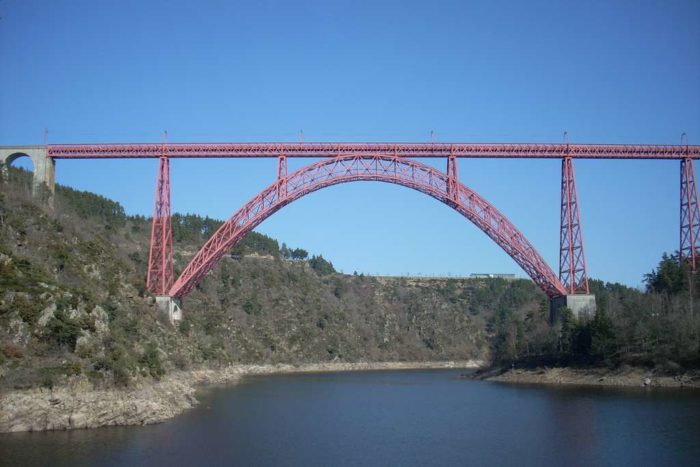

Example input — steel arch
[169,155,567,299]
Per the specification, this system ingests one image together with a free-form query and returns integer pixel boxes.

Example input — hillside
[2,166,698,396]
[0,168,546,390]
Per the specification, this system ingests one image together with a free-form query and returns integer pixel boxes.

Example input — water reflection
[544,388,601,466]
[1,370,699,467]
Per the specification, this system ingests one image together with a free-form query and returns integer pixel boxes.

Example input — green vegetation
[56,184,126,227]
[172,213,222,244]
[1,166,697,392]
[232,231,280,258]
[45,310,82,351]
[140,342,165,379]
[309,255,335,275]
[643,252,699,294]
[492,255,700,370]
[2,167,499,389]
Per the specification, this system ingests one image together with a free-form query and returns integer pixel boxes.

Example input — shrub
[45,310,81,350]
[2,342,25,359]
[309,255,335,275]
[113,364,131,387]
[93,346,134,386]
[40,372,55,389]
[140,342,165,379]
[15,295,41,324]
[242,296,261,315]
[63,362,82,376]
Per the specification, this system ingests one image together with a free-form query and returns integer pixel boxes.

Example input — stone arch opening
[0,147,55,205]
[1,153,34,189]
[5,152,35,170]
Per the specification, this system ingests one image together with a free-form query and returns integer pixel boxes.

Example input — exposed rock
[0,373,200,432]
[37,303,57,327]
[0,361,482,433]
[484,366,700,389]
[91,305,109,335]
[8,318,31,345]
[82,263,101,280]
[75,334,95,356]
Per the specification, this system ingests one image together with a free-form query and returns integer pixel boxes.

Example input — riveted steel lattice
[47,142,700,159]
[168,155,568,299]
[446,154,459,202]
[146,153,173,295]
[559,157,589,294]
[680,157,700,270]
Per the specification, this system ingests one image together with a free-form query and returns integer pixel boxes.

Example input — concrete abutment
[155,296,182,324]
[550,294,597,322]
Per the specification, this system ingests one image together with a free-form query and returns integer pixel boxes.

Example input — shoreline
[0,360,483,433]
[476,366,700,389]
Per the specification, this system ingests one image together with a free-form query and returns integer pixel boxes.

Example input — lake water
[1,369,699,466]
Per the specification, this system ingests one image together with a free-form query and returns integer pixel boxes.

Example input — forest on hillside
[0,166,698,391]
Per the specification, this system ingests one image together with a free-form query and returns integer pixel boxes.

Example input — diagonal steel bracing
[47,142,700,159]
[130,139,700,305]
[146,150,173,295]
[559,156,589,294]
[680,156,700,270]
[168,154,568,300]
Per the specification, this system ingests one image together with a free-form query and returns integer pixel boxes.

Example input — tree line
[493,252,700,370]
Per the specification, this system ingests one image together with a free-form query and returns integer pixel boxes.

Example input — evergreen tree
[280,243,290,259]
[291,248,308,260]
[309,255,334,275]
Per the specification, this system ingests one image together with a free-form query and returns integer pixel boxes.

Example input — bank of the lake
[478,365,700,389]
[0,360,483,433]
[3,368,700,467]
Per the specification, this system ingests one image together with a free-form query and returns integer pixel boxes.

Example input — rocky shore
[477,366,700,389]
[0,360,482,433]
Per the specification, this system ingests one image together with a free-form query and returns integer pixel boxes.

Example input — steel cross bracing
[559,157,589,294]
[47,142,700,159]
[446,154,459,202]
[277,154,287,199]
[168,154,568,299]
[146,153,174,295]
[85,139,697,302]
[680,157,700,270]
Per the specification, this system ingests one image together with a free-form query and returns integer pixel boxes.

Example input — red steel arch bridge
[4,140,699,320]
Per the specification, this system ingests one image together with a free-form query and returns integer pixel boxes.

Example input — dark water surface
[2,369,699,466]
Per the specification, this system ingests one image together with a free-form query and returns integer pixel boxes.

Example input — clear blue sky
[1,0,699,287]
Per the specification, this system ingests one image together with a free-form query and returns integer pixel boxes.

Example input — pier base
[155,296,182,324]
[550,294,597,322]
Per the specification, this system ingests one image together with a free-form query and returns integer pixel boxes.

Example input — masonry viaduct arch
[0,146,55,203]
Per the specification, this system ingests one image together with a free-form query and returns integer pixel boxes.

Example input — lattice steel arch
[169,155,567,299]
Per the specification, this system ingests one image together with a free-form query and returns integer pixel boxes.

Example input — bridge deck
[35,142,700,159]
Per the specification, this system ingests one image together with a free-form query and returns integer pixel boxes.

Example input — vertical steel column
[277,154,287,200]
[559,155,589,294]
[447,153,459,202]
[146,144,173,295]
[680,156,700,271]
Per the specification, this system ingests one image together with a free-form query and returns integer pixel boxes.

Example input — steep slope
[0,169,546,390]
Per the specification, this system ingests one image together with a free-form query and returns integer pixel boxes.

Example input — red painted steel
[168,155,568,299]
[146,152,174,295]
[559,156,589,294]
[680,156,700,270]
[47,142,700,159]
[277,154,287,200]
[446,154,459,202]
